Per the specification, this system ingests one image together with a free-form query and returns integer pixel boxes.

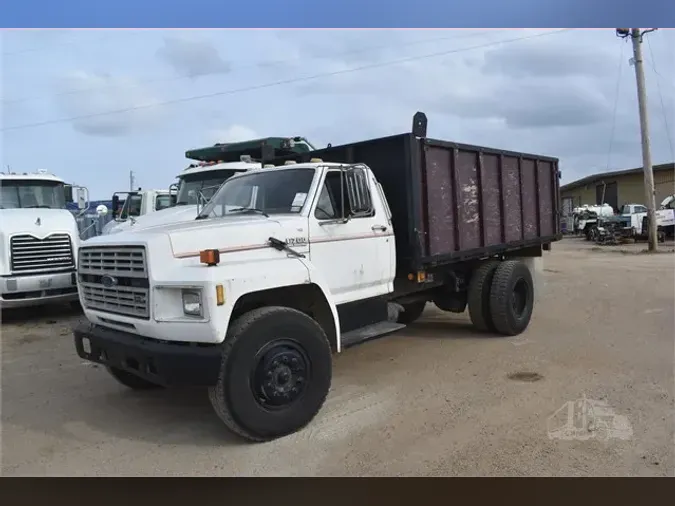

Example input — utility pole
[129,170,135,192]
[616,28,659,252]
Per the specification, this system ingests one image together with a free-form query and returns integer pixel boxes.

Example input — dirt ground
[1,237,673,476]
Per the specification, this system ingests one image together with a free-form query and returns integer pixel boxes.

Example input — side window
[155,194,173,211]
[345,167,373,217]
[635,205,647,213]
[314,168,375,220]
[314,183,336,219]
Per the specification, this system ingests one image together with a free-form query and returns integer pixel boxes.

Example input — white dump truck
[1,170,87,309]
[73,113,561,441]
[102,137,316,236]
[101,189,176,235]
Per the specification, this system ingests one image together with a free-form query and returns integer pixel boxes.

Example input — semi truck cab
[0,171,86,309]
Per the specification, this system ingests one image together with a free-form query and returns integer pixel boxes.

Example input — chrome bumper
[0,270,78,309]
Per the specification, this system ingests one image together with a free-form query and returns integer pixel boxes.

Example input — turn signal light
[199,249,220,266]
[216,284,225,306]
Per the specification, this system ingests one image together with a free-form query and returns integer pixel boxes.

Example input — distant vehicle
[573,204,614,240]
[102,137,317,236]
[101,189,176,235]
[0,170,88,309]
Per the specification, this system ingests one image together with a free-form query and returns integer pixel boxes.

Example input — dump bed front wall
[421,140,559,259]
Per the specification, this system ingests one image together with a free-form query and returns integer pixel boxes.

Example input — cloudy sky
[1,28,673,199]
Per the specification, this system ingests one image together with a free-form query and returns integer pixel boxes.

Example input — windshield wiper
[24,205,53,209]
[228,207,269,218]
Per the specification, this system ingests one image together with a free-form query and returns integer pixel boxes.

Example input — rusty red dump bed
[273,112,562,273]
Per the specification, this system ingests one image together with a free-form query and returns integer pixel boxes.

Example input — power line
[646,36,674,162]
[606,41,624,171]
[2,29,510,105]
[1,29,571,133]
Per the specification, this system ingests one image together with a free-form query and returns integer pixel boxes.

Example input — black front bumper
[73,322,222,387]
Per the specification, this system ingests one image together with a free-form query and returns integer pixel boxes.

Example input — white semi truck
[73,113,561,441]
[102,137,316,236]
[1,170,87,309]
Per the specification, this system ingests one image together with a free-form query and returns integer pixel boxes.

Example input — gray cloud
[481,38,616,79]
[156,35,230,78]
[55,71,163,137]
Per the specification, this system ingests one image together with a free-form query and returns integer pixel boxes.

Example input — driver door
[308,167,393,305]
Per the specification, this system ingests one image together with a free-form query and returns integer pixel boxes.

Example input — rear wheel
[489,260,534,336]
[208,306,332,442]
[468,260,500,332]
[396,301,426,324]
[106,366,164,390]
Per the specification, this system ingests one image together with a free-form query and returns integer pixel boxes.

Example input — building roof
[561,162,674,192]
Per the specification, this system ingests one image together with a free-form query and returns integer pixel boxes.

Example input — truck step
[341,321,406,348]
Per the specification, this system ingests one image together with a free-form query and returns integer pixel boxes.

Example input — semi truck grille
[78,246,150,319]
[10,234,75,274]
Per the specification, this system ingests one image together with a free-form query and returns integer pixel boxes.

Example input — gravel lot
[2,238,673,476]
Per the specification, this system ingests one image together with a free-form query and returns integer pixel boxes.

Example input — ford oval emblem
[101,275,118,288]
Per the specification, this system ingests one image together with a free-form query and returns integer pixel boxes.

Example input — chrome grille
[78,246,150,319]
[10,234,75,273]
[79,246,148,278]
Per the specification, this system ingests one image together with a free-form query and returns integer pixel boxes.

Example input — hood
[87,214,308,261]
[103,205,199,235]
[0,208,79,275]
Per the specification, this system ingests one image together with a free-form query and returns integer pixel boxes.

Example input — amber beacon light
[199,249,220,266]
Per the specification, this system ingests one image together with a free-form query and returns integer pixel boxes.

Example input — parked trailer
[73,112,561,442]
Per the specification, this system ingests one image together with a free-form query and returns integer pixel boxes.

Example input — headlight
[181,290,202,316]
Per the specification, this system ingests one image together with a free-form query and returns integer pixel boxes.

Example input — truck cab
[101,160,260,235]
[0,171,86,309]
[102,189,176,234]
[102,137,316,236]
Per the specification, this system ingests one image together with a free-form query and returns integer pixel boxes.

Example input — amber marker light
[215,285,225,306]
[199,249,220,266]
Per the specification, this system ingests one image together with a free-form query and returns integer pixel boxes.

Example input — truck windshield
[0,180,66,209]
[175,169,246,206]
[198,168,316,219]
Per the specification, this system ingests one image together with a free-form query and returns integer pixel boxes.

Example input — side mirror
[111,195,120,215]
[345,167,373,216]
[96,204,109,217]
[76,188,87,210]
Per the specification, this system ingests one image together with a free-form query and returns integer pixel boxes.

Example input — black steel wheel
[489,260,535,336]
[396,301,426,324]
[467,260,500,332]
[208,306,332,442]
[252,339,310,409]
[106,366,164,390]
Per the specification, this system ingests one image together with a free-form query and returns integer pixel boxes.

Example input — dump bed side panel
[420,139,559,262]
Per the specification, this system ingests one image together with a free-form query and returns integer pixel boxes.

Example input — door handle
[372,225,387,232]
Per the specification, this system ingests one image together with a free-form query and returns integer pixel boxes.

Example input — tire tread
[209,306,331,442]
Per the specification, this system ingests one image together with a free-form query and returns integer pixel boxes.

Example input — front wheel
[208,306,332,442]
